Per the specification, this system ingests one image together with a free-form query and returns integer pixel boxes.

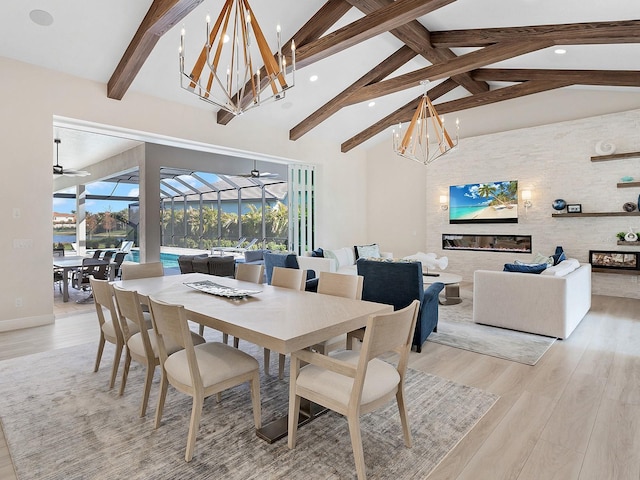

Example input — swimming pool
[127,251,181,269]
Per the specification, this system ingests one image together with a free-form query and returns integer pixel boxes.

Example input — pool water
[127,251,180,269]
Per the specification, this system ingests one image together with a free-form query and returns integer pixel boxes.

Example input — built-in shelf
[552,212,640,218]
[591,151,640,162]
[592,267,640,275]
[617,241,640,246]
[617,181,640,188]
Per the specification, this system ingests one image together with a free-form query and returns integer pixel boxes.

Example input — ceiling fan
[239,160,279,179]
[53,138,90,177]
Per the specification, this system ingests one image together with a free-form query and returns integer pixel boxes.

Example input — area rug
[428,289,556,365]
[0,332,498,480]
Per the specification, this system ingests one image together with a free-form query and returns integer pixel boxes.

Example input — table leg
[255,399,327,444]
[62,267,72,302]
[439,283,462,306]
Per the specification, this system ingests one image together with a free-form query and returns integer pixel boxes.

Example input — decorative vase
[625,228,638,242]
[552,199,566,211]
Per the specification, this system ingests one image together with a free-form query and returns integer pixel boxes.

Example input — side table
[423,271,462,305]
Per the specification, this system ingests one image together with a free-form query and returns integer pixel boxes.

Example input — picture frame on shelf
[567,204,582,213]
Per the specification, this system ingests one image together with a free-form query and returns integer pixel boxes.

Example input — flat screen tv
[449,180,519,224]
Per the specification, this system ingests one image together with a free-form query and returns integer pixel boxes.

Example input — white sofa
[473,261,591,339]
[296,246,392,276]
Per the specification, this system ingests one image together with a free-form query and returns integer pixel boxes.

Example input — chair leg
[94,334,106,373]
[263,348,271,375]
[396,389,413,447]
[278,354,286,380]
[154,371,169,429]
[233,337,240,348]
[185,394,204,462]
[140,364,155,417]
[347,414,367,480]
[250,372,262,429]
[109,342,123,390]
[119,348,131,396]
[222,333,229,344]
[199,324,205,336]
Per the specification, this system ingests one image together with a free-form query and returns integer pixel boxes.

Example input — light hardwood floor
[1,287,639,479]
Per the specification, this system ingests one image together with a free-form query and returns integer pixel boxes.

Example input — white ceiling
[2,0,640,170]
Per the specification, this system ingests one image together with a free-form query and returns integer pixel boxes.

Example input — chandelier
[393,81,459,165]
[179,0,295,116]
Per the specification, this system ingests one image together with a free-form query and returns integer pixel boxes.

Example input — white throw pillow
[540,258,580,276]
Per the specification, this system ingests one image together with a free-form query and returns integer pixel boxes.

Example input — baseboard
[0,313,54,332]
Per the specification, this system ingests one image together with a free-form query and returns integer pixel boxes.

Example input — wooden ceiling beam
[291,0,456,68]
[345,0,488,95]
[347,40,552,104]
[341,79,571,152]
[217,0,354,125]
[340,78,459,152]
[472,68,640,87]
[429,20,640,48]
[107,0,204,100]
[289,46,418,141]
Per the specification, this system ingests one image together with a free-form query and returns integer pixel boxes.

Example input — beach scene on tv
[449,180,518,223]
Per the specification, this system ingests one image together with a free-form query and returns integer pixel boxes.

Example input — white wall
[0,57,367,330]
[367,107,640,298]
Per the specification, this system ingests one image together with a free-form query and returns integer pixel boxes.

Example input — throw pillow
[552,251,566,265]
[355,243,380,259]
[311,247,324,258]
[532,252,554,266]
[503,263,547,274]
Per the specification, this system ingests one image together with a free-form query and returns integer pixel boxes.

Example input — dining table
[113,272,393,442]
[53,256,116,302]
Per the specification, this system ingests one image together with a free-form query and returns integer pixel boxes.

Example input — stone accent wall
[426,108,640,299]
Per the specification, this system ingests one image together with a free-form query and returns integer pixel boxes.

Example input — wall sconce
[522,190,533,210]
[439,195,449,211]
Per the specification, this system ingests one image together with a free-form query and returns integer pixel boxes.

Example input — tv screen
[449,180,518,224]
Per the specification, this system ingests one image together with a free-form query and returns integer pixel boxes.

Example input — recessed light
[368,102,376,107]
[29,9,54,27]
[554,48,567,55]
[309,75,318,82]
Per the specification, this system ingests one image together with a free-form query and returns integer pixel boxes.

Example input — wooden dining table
[113,272,392,442]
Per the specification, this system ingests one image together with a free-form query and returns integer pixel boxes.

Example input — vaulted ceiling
[2,0,639,168]
[106,0,640,153]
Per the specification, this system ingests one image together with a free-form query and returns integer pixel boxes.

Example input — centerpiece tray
[184,280,261,298]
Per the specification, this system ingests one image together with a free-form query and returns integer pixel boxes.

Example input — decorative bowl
[552,199,567,211]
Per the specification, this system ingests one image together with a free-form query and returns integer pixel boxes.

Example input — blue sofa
[356,258,444,352]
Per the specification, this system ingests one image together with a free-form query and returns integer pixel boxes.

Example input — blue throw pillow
[552,251,566,265]
[311,248,324,258]
[503,263,547,274]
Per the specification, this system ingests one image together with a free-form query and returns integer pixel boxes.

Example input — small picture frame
[567,204,582,213]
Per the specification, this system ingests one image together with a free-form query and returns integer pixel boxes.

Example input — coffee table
[423,271,462,305]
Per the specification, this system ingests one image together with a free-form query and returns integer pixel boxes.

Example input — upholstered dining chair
[113,285,205,417]
[220,263,266,345]
[312,272,364,354]
[287,300,420,480]
[120,261,164,280]
[148,296,261,462]
[265,266,306,379]
[90,277,129,389]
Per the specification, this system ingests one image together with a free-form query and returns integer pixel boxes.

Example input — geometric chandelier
[393,81,459,165]
[179,0,295,116]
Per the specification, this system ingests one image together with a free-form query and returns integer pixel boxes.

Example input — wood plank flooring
[1,287,639,479]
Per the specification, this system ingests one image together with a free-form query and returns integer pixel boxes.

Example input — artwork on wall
[443,234,532,253]
[589,250,640,271]
[449,180,518,224]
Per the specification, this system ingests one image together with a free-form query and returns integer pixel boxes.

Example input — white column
[75,184,86,256]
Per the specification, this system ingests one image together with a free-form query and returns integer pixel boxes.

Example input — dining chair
[264,266,306,379]
[113,285,205,417]
[90,277,129,389]
[288,300,420,480]
[312,272,364,354]
[148,296,261,462]
[120,261,164,280]
[217,263,266,344]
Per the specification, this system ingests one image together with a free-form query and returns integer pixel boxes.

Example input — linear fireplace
[442,234,532,253]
